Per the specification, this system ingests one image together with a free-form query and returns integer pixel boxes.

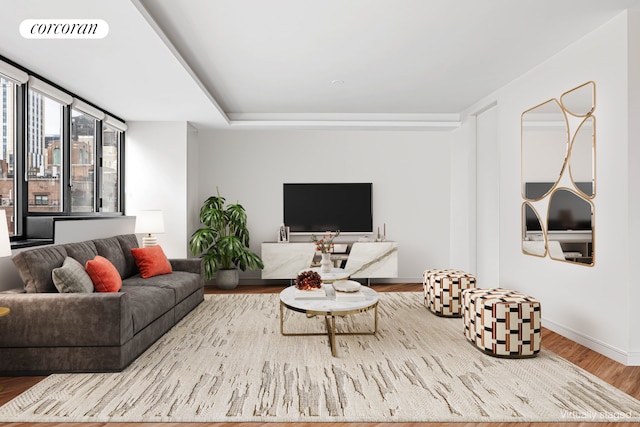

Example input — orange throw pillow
[85,256,122,292]
[131,245,172,279]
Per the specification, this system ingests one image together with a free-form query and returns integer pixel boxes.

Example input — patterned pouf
[423,269,476,317]
[462,288,541,358]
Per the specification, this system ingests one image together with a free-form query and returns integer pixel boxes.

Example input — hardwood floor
[1,282,639,427]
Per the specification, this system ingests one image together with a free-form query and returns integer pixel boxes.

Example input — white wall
[626,10,640,360]
[449,119,476,273]
[186,124,201,255]
[475,105,500,285]
[465,11,636,364]
[125,122,191,258]
[195,129,452,283]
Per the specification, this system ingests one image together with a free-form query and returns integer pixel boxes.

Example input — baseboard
[543,317,636,366]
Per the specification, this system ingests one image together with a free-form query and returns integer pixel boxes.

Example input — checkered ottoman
[462,288,541,358]
[423,269,476,317]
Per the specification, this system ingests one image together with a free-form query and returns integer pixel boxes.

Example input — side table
[0,307,9,392]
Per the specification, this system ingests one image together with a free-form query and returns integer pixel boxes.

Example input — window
[101,122,122,213]
[1,56,126,242]
[0,77,15,235]
[27,89,64,213]
[71,109,96,212]
[34,194,48,205]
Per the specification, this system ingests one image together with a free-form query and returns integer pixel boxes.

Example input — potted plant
[189,190,264,289]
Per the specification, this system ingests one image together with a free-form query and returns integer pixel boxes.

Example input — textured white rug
[1,292,639,423]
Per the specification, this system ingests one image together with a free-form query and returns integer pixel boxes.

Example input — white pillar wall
[126,122,191,258]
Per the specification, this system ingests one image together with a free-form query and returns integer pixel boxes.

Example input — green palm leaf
[190,190,264,280]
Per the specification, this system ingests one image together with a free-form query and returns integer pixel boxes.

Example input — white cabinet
[261,241,398,280]
[261,243,316,279]
[345,242,398,279]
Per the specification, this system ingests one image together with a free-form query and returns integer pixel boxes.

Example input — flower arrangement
[294,270,322,290]
[311,230,340,253]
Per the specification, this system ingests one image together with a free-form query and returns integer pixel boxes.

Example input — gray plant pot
[216,268,239,290]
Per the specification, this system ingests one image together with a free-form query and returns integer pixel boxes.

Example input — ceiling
[1,0,639,130]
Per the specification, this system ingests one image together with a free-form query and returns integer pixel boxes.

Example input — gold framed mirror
[569,115,595,199]
[521,81,595,266]
[521,98,569,201]
[522,202,546,257]
[560,81,595,117]
[547,188,594,265]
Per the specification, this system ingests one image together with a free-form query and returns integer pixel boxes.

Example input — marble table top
[280,284,378,314]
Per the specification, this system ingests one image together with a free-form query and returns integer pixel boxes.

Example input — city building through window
[0,56,125,239]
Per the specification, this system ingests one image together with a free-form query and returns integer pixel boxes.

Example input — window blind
[0,60,28,84]
[72,98,105,120]
[105,114,127,131]
[29,76,73,105]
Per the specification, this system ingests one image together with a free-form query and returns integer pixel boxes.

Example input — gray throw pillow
[52,257,95,293]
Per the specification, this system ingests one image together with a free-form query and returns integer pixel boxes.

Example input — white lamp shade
[0,212,12,257]
[134,210,165,234]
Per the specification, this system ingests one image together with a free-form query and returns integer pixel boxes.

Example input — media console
[261,241,398,281]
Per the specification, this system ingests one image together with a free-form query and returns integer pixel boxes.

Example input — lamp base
[142,234,158,248]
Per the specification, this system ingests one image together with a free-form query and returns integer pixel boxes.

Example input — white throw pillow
[52,257,95,293]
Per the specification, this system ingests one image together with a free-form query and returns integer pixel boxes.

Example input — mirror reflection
[569,116,595,198]
[521,99,569,200]
[560,81,595,117]
[522,202,546,257]
[547,188,594,265]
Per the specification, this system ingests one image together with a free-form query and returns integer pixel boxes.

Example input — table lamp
[134,210,164,247]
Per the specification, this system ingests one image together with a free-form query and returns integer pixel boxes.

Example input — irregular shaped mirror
[522,202,546,257]
[547,188,594,265]
[569,115,595,198]
[560,81,595,117]
[521,99,569,200]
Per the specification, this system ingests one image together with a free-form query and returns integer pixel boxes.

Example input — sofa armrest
[169,258,203,276]
[0,292,133,347]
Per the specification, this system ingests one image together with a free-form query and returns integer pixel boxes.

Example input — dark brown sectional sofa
[0,234,204,375]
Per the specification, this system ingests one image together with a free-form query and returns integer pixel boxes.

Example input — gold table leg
[280,302,378,357]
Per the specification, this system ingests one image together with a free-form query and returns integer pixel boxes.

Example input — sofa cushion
[63,241,98,266]
[124,271,202,305]
[12,246,68,293]
[116,234,141,279]
[93,236,130,279]
[52,257,94,293]
[86,256,122,293]
[119,285,175,334]
[131,246,172,278]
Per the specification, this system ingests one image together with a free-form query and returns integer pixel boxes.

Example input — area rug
[1,292,639,423]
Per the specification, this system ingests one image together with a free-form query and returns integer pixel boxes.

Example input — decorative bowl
[333,280,361,293]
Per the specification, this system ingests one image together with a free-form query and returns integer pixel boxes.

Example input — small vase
[320,252,332,273]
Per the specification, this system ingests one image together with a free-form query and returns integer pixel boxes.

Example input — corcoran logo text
[20,19,109,39]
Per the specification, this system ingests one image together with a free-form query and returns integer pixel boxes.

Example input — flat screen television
[283,183,373,234]
[524,182,592,231]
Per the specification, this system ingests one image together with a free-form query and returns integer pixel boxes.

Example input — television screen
[524,182,592,231]
[283,183,373,233]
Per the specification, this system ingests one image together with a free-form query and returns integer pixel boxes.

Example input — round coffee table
[279,284,378,356]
